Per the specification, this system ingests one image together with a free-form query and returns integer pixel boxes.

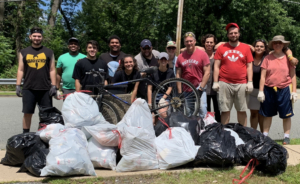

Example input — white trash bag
[156,127,198,170]
[38,124,65,143]
[116,126,158,172]
[62,92,106,128]
[88,137,117,170]
[40,128,96,176]
[117,98,154,136]
[82,123,119,147]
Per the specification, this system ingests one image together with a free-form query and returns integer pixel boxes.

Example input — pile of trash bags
[0,92,288,177]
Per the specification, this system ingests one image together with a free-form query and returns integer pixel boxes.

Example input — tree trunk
[0,1,4,27]
[59,6,74,37]
[48,0,62,27]
[15,1,25,58]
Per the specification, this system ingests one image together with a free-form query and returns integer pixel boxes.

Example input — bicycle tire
[98,99,121,125]
[152,78,200,116]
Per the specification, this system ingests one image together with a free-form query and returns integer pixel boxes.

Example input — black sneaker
[283,137,290,145]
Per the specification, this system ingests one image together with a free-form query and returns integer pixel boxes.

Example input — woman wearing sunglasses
[258,35,297,145]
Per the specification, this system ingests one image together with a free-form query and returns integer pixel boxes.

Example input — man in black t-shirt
[73,40,108,94]
[16,27,57,133]
[99,35,126,81]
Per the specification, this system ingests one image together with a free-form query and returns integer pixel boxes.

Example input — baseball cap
[225,23,239,31]
[166,41,176,48]
[158,52,169,60]
[140,39,152,48]
[68,37,79,43]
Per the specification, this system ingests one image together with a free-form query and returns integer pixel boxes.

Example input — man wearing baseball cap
[56,37,86,98]
[166,41,178,75]
[135,39,160,99]
[213,23,254,126]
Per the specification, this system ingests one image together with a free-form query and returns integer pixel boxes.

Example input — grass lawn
[275,138,300,145]
[41,164,300,184]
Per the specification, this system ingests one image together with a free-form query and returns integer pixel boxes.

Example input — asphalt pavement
[0,96,300,149]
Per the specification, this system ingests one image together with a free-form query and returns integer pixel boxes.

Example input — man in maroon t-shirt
[176,32,210,118]
[213,23,253,126]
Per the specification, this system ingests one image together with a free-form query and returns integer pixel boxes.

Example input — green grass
[275,138,300,145]
[38,164,300,184]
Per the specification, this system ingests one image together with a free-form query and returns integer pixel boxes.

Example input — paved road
[1,97,300,149]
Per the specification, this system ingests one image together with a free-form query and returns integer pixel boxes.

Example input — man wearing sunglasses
[56,37,86,98]
[176,32,211,118]
[135,39,160,99]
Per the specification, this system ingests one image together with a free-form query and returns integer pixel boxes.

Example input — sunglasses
[184,33,195,38]
[167,47,176,50]
[142,47,151,50]
[256,39,266,43]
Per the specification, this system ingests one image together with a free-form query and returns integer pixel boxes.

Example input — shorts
[218,81,247,112]
[22,89,53,114]
[247,88,260,110]
[259,86,293,119]
[62,88,75,95]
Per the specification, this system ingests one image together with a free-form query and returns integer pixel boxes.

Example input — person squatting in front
[16,27,57,133]
[112,54,142,103]
[258,35,297,145]
[176,32,211,118]
[213,23,254,126]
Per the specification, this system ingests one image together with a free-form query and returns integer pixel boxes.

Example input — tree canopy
[1,0,300,73]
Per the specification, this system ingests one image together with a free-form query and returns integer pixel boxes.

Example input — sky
[40,0,82,12]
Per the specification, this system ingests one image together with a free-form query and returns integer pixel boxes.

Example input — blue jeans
[183,90,207,118]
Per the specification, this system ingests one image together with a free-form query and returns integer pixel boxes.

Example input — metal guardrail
[0,79,21,85]
[0,79,62,85]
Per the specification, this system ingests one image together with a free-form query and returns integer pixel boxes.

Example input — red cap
[225,23,239,31]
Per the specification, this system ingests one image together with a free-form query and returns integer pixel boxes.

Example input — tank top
[21,46,53,90]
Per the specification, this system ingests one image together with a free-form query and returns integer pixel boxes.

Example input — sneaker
[283,137,290,145]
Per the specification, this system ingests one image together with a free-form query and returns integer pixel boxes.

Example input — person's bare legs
[23,113,33,129]
[221,111,230,124]
[250,110,259,129]
[263,116,272,135]
[237,111,247,126]
[283,117,291,135]
[258,114,264,133]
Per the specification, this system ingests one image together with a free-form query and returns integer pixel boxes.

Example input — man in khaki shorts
[213,23,253,126]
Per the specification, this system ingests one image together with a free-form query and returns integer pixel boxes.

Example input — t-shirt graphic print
[26,53,47,70]
[21,46,53,90]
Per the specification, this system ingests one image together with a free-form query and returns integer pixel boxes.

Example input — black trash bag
[18,148,49,176]
[154,111,203,144]
[38,106,64,128]
[225,123,288,175]
[154,117,169,137]
[194,123,237,167]
[1,133,48,166]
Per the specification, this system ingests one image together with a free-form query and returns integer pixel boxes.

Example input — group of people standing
[16,23,298,144]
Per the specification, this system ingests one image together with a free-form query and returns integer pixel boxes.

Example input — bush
[0,65,18,91]
[0,35,15,74]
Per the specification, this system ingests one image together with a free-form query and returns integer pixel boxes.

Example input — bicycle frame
[90,73,173,113]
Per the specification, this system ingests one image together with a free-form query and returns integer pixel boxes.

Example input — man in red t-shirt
[176,32,210,118]
[213,23,253,125]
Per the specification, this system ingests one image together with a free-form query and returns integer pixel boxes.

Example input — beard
[32,40,42,46]
[229,37,239,43]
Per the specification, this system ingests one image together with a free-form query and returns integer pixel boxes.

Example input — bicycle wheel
[98,99,121,125]
[152,78,200,116]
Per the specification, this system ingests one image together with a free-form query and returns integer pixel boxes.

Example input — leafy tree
[0,35,15,74]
